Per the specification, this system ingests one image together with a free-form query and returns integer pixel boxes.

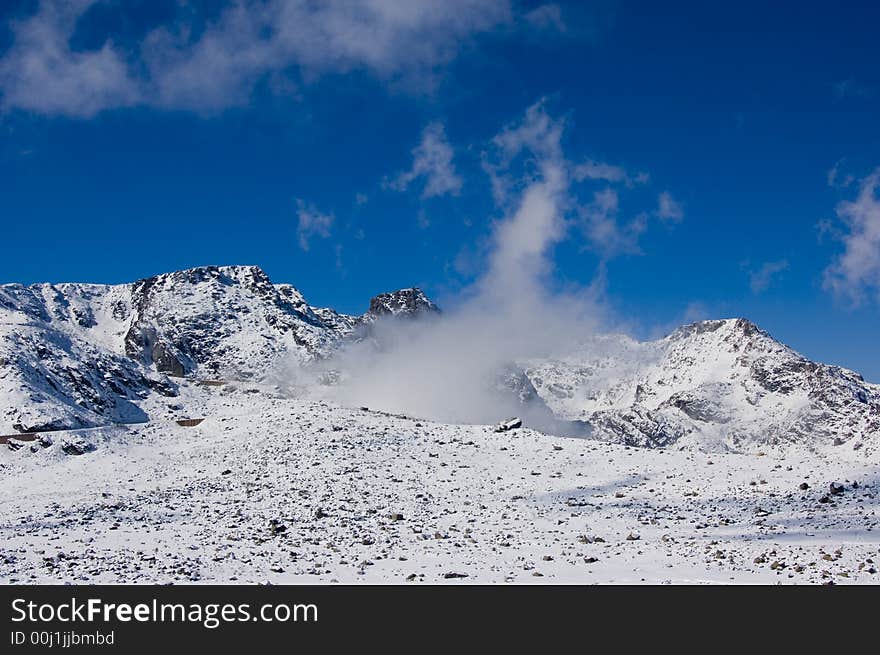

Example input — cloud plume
[296,199,334,251]
[273,100,683,434]
[295,103,600,433]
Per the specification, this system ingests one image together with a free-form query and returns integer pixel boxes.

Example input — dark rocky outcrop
[366,288,440,320]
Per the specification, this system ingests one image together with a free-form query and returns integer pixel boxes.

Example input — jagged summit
[366,287,440,319]
[667,317,762,341]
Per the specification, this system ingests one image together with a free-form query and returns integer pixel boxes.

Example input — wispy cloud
[0,1,139,118]
[747,259,789,294]
[827,159,855,189]
[482,99,565,207]
[0,0,520,117]
[295,199,334,251]
[823,167,880,305]
[523,3,566,32]
[387,122,463,199]
[656,191,684,222]
[483,100,683,264]
[579,188,647,258]
[573,159,648,187]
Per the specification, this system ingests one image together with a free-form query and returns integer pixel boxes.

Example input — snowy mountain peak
[667,317,761,342]
[0,267,446,432]
[367,287,440,319]
[527,316,879,450]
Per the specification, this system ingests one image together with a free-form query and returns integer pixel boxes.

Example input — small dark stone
[268,519,287,534]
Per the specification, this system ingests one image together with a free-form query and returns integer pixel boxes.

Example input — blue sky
[1,0,879,380]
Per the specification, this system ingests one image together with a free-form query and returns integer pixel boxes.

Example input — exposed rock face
[494,364,541,405]
[121,266,333,378]
[526,318,880,450]
[366,288,440,320]
[0,282,175,432]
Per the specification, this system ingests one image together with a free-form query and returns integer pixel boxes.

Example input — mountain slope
[0,282,176,432]
[122,265,335,378]
[525,318,880,450]
[0,266,434,432]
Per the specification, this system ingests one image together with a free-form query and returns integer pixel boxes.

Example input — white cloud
[573,159,647,187]
[0,1,139,118]
[748,259,789,294]
[0,0,517,117]
[827,160,855,189]
[295,199,334,251]
[482,99,566,207]
[484,100,683,263]
[580,188,647,258]
[823,168,880,305]
[476,101,570,312]
[656,191,684,222]
[388,122,463,198]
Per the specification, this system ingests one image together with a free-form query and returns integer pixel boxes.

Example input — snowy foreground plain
[1,383,877,585]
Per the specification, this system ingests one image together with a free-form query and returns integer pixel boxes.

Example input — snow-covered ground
[1,383,877,584]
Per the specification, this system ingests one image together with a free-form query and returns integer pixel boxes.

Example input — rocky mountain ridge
[1,266,877,451]
[525,318,880,450]
[0,265,433,432]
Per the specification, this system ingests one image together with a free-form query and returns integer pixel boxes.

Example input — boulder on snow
[495,417,523,432]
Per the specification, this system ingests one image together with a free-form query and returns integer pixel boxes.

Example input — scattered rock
[268,519,287,535]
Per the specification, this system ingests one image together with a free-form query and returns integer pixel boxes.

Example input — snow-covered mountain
[525,318,880,450]
[0,265,432,432]
[2,266,877,451]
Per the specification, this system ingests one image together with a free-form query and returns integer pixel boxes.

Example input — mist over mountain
[2,265,876,453]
